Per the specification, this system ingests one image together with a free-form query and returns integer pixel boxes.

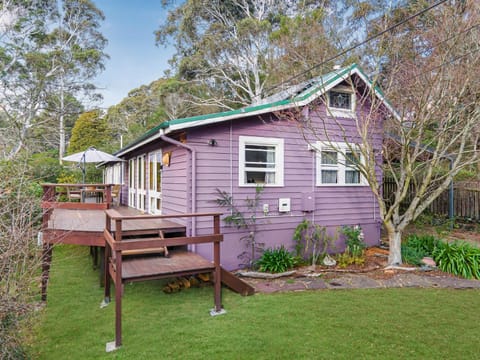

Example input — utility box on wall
[278,198,291,212]
[302,192,315,212]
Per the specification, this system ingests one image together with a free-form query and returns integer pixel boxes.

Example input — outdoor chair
[111,185,121,206]
[84,186,101,203]
[67,187,82,202]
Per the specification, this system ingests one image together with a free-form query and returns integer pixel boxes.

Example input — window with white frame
[327,86,355,115]
[239,136,284,186]
[316,142,364,186]
[104,163,123,184]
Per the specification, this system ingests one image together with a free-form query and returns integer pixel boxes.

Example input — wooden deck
[103,210,225,348]
[43,207,186,246]
[40,183,254,349]
[121,250,214,280]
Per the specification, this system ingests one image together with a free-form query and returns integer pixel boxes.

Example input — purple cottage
[105,64,394,270]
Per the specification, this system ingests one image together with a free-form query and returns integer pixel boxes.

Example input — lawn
[30,245,480,359]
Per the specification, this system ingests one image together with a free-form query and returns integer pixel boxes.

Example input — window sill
[327,109,356,119]
[316,184,368,187]
[240,183,284,188]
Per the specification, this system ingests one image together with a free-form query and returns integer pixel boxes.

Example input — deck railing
[103,209,224,348]
[41,183,115,210]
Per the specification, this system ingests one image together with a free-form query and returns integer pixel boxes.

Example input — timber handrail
[103,229,223,250]
[41,183,117,210]
[103,211,224,349]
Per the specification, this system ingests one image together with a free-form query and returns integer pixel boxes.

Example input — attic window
[327,87,355,114]
[329,91,351,110]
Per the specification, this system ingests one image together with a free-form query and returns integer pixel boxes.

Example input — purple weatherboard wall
[111,65,390,270]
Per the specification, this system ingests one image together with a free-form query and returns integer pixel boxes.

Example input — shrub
[336,252,365,268]
[401,234,441,265]
[293,220,336,266]
[401,244,425,266]
[433,241,480,279]
[341,225,366,257]
[405,234,439,255]
[256,246,296,273]
[0,160,43,359]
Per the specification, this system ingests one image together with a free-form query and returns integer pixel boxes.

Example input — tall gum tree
[0,0,107,161]
[156,0,338,108]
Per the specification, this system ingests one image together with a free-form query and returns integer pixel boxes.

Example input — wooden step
[122,247,167,256]
[221,267,255,296]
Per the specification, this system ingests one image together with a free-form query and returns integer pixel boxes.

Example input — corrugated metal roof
[116,63,395,156]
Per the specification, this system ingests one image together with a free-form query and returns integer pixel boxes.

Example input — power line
[265,0,448,94]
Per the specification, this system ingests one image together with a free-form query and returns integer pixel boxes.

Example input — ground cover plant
[27,245,480,359]
[401,234,440,266]
[256,246,296,273]
[433,241,480,279]
[401,233,480,279]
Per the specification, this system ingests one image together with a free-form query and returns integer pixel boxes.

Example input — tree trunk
[59,73,65,164]
[387,229,403,266]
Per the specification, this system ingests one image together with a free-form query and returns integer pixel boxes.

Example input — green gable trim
[161,64,358,130]
[119,63,394,154]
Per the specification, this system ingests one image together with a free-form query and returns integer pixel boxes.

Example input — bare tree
[296,1,480,265]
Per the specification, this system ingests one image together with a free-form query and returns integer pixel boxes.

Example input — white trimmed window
[327,86,355,117]
[316,142,365,186]
[104,163,124,184]
[239,136,284,187]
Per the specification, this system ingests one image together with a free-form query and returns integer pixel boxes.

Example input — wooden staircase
[221,267,255,296]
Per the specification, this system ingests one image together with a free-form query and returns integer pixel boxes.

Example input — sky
[93,1,175,109]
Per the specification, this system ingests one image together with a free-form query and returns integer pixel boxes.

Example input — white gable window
[329,91,352,110]
[327,86,355,117]
[239,136,284,187]
[316,142,365,186]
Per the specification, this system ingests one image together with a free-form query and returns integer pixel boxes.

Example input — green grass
[29,245,480,359]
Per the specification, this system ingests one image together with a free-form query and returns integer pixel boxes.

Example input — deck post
[40,202,54,301]
[40,243,53,302]
[105,184,112,209]
[213,214,222,313]
[115,219,122,242]
[115,248,122,348]
[114,217,123,347]
[104,246,111,302]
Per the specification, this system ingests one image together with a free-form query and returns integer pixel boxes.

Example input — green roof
[118,63,393,154]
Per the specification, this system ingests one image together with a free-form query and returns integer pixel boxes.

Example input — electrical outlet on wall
[263,203,269,215]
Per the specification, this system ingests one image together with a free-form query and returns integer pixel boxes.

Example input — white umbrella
[62,147,123,183]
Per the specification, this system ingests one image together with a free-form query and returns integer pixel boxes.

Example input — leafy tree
[156,0,339,108]
[269,8,339,84]
[68,110,109,153]
[0,0,107,161]
[46,0,107,162]
[105,77,214,148]
[67,110,110,182]
[0,0,57,159]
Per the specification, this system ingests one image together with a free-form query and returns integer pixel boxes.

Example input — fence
[383,179,480,221]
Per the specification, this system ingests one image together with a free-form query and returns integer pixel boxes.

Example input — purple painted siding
[161,145,189,230]
[187,99,384,269]
[115,87,385,270]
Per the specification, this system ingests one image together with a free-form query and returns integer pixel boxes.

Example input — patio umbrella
[62,147,123,183]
